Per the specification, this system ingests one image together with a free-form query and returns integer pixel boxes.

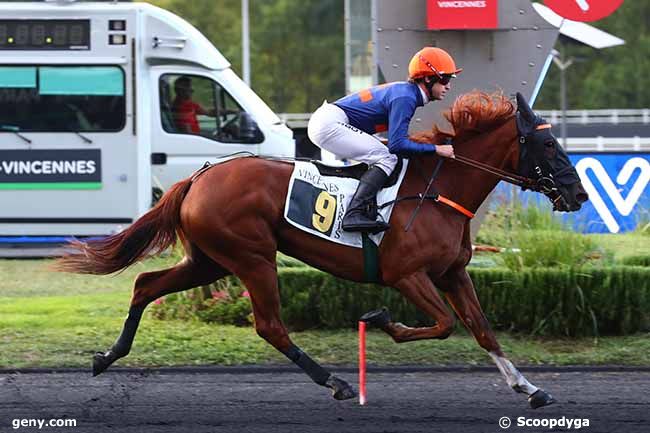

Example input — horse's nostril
[577,193,589,203]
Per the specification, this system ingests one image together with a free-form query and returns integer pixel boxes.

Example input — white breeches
[307,101,398,176]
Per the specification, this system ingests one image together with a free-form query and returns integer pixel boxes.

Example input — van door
[150,69,264,191]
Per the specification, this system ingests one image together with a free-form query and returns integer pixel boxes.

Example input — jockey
[307,47,461,234]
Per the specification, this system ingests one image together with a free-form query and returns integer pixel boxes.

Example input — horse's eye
[543,142,556,158]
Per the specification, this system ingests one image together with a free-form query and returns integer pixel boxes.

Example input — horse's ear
[516,92,536,134]
[516,92,535,122]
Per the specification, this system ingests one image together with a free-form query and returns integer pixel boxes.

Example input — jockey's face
[430,80,450,101]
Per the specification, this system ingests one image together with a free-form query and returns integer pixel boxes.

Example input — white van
[0,0,294,242]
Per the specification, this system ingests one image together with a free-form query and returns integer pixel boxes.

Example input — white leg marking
[489,352,539,395]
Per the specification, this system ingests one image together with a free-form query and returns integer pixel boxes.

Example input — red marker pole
[358,321,367,405]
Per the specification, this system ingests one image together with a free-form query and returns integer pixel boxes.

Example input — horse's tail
[54,177,193,275]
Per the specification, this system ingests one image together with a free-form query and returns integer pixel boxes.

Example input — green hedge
[621,254,650,267]
[277,267,650,337]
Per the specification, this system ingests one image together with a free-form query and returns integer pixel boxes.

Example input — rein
[379,124,554,225]
[452,123,552,190]
[453,154,534,189]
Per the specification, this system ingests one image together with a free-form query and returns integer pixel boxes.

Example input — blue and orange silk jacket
[334,82,436,155]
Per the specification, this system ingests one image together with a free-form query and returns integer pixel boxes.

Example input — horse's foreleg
[93,256,228,376]
[237,259,355,400]
[437,268,555,409]
[375,272,455,343]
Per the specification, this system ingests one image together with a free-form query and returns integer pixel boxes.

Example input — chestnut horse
[56,92,587,408]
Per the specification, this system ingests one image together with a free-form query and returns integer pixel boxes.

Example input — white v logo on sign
[575,0,590,12]
[575,157,650,233]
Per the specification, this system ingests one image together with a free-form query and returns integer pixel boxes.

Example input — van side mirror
[238,112,264,143]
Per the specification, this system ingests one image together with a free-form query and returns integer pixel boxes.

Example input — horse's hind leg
[93,249,229,376]
[234,256,355,400]
[436,267,555,409]
[367,272,456,343]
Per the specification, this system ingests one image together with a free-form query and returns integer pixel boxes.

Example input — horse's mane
[410,91,515,145]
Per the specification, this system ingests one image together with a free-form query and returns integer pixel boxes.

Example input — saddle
[311,157,404,188]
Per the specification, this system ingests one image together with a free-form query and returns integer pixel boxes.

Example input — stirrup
[342,209,390,234]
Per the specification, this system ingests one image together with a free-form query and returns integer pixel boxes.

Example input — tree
[147,0,243,70]
[535,1,650,109]
[250,0,344,112]
[147,1,648,110]
[146,0,344,113]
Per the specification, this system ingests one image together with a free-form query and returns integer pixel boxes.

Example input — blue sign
[493,153,650,233]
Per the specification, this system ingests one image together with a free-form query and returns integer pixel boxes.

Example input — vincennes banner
[427,0,498,30]
[0,149,101,189]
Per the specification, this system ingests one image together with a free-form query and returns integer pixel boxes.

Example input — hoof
[92,351,115,377]
[529,389,556,409]
[360,307,391,329]
[326,375,357,401]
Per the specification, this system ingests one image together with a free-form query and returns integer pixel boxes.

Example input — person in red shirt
[172,76,216,134]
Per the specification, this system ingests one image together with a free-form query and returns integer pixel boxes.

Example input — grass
[2,258,650,368]
[0,257,175,298]
[469,230,649,270]
[2,215,649,368]
[474,201,650,268]
[589,233,650,261]
[3,290,650,367]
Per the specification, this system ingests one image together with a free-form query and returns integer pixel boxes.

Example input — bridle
[452,123,565,207]
[383,123,569,226]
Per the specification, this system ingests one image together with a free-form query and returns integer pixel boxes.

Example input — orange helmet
[408,47,462,80]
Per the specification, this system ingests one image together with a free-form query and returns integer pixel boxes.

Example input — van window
[0,66,125,132]
[0,66,36,88]
[160,73,260,143]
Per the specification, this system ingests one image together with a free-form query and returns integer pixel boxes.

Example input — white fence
[562,137,650,152]
[536,109,650,125]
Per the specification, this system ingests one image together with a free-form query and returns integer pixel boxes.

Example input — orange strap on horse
[380,191,476,225]
[398,157,476,232]
[436,195,475,218]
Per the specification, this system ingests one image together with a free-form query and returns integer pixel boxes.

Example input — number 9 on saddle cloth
[284,160,408,248]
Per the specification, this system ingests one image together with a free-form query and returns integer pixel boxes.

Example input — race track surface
[1,367,648,433]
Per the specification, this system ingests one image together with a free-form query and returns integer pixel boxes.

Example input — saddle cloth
[284,160,408,248]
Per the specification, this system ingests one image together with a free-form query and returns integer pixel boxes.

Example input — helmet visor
[438,74,454,85]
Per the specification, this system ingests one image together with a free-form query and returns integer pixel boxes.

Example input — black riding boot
[342,166,390,234]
